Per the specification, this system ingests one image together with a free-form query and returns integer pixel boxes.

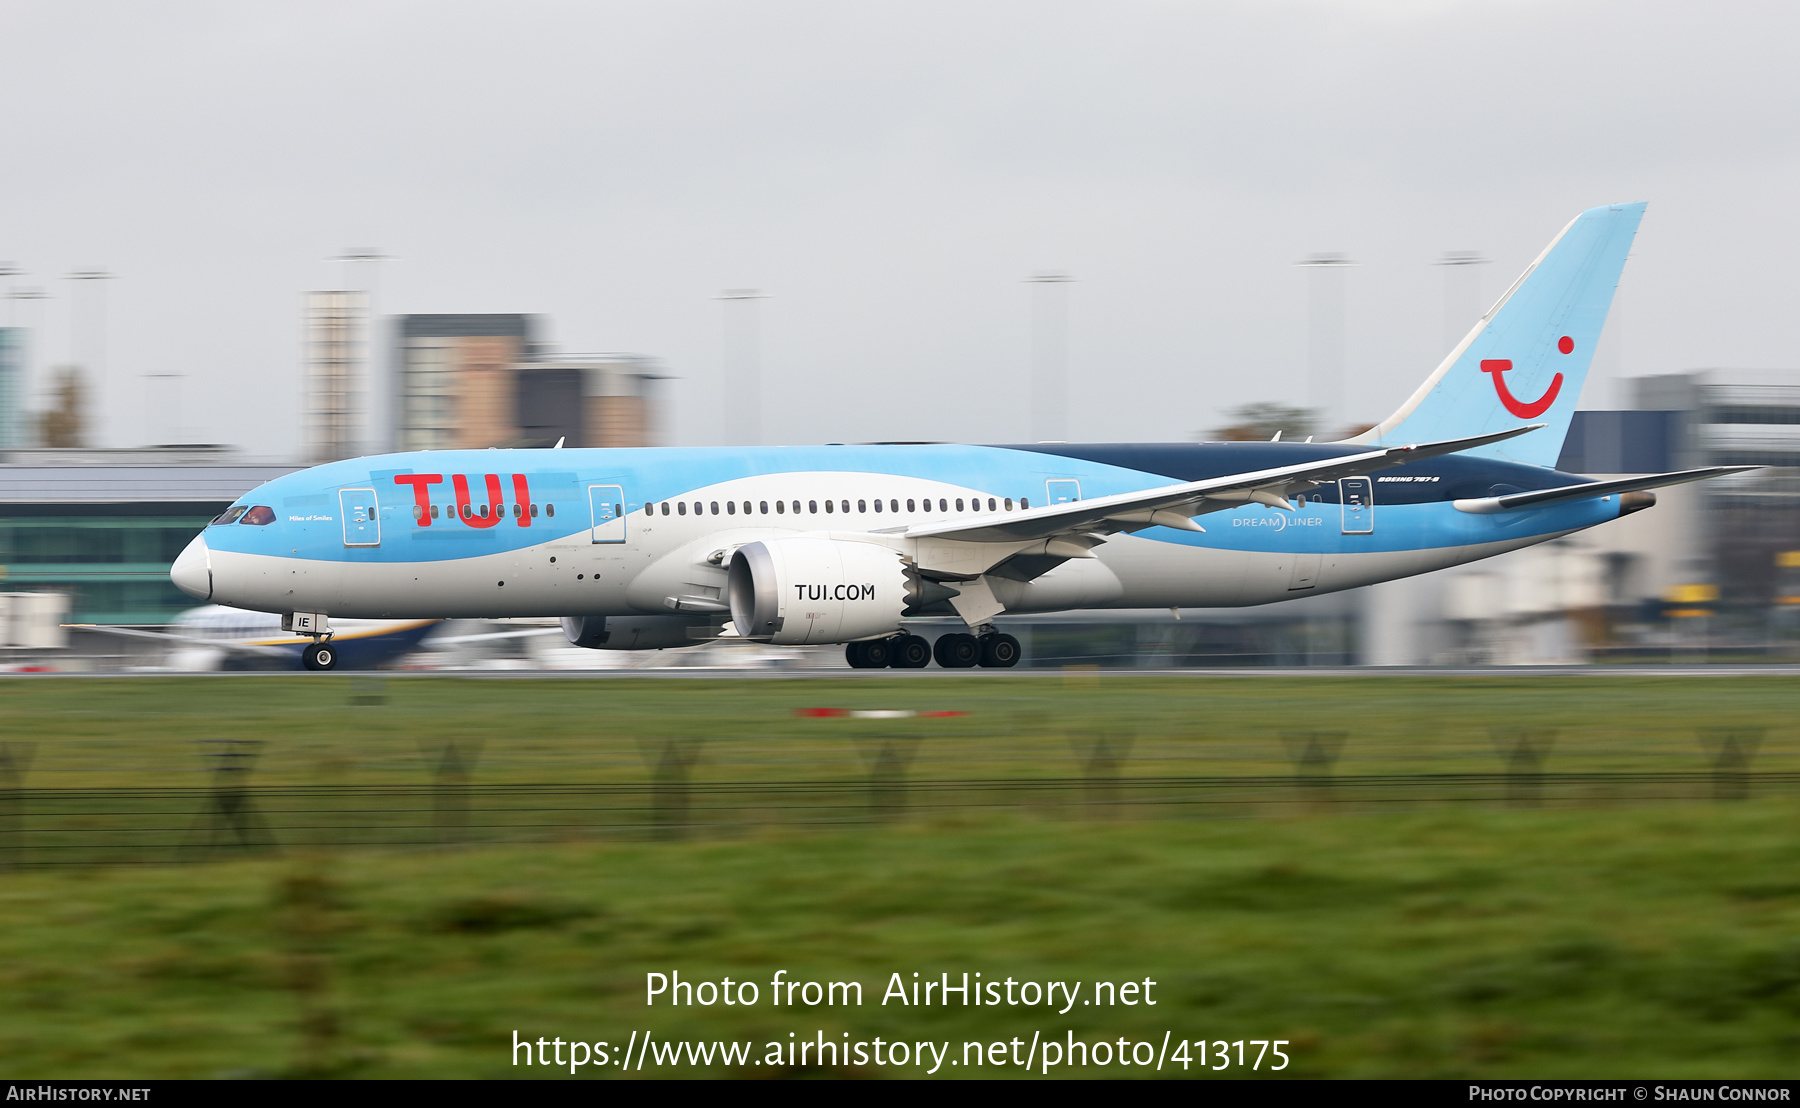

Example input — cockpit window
[211,505,249,526]
[240,505,276,526]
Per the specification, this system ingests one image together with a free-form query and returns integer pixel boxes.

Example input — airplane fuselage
[177,441,1622,624]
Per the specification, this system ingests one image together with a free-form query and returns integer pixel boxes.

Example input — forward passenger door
[340,488,380,547]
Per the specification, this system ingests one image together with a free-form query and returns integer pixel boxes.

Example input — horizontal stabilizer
[1451,466,1757,514]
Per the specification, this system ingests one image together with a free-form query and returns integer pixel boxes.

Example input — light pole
[65,268,116,447]
[143,372,185,445]
[1296,254,1355,435]
[1434,251,1489,354]
[7,287,48,448]
[1027,272,1074,442]
[718,289,765,446]
[0,264,19,322]
[329,249,390,453]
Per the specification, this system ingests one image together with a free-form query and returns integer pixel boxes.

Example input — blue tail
[1348,202,1645,468]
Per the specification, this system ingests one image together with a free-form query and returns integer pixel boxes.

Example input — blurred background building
[303,291,368,463]
[0,328,23,449]
[393,313,664,450]
[0,447,297,627]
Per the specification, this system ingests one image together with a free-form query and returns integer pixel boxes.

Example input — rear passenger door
[1339,477,1374,534]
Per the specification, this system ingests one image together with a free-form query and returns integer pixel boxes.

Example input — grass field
[0,674,1797,1078]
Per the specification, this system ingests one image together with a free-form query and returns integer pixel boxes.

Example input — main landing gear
[300,638,338,671]
[846,634,930,669]
[845,631,1019,669]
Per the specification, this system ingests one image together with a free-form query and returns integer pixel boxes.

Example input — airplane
[70,605,555,671]
[170,202,1750,671]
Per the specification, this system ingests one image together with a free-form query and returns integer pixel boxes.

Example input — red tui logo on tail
[1481,336,1573,418]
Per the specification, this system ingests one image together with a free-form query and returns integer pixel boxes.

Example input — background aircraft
[70,606,558,671]
[70,606,442,671]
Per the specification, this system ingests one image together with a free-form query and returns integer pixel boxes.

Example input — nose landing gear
[301,639,338,671]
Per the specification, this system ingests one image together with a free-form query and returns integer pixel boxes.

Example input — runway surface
[13,664,1800,679]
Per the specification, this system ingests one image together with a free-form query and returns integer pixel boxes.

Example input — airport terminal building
[0,448,295,624]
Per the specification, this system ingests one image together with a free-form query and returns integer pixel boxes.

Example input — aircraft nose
[171,535,212,601]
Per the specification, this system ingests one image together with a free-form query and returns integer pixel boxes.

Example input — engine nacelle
[560,615,718,650]
[728,538,909,645]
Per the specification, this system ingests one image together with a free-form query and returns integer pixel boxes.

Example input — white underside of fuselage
[207,526,1570,622]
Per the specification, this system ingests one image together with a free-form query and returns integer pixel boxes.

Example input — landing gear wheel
[889,634,932,669]
[861,638,893,669]
[934,632,981,669]
[303,641,338,671]
[845,641,871,669]
[979,632,1021,668]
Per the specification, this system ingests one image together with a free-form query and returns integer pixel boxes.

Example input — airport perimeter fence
[0,727,1796,869]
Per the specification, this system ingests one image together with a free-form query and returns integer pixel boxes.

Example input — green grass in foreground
[1,803,1798,1078]
[0,675,1797,1079]
[3,673,1798,786]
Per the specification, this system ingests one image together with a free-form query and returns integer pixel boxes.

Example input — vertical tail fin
[1347,202,1645,468]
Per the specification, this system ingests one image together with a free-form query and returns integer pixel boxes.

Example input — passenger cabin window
[889,499,898,512]
[809,500,818,513]
[1020,498,1029,509]
[710,501,719,515]
[872,499,882,513]
[727,501,737,515]
[241,505,276,526]
[824,500,833,513]
[211,506,248,526]
[988,497,996,511]
[1004,498,1013,511]
[938,498,948,512]
[907,499,915,512]
[858,499,867,513]
[432,504,440,518]
[546,504,555,517]
[776,500,785,514]
[760,501,768,514]
[679,502,688,516]
[955,498,964,511]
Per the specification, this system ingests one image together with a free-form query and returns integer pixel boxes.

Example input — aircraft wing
[901,424,1544,546]
[64,624,295,658]
[1451,466,1758,514]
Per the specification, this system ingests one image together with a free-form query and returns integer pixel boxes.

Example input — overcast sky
[2,0,1796,457]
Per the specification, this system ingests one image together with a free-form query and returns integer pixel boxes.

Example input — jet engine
[727,538,911,645]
